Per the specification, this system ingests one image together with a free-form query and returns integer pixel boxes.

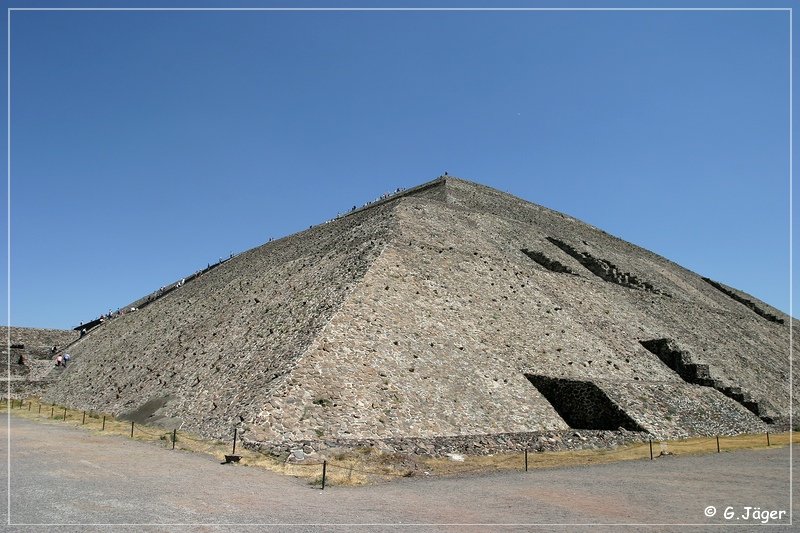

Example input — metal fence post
[649,439,653,460]
[524,449,528,471]
[232,427,238,455]
[82,411,86,425]
[50,405,54,418]
[63,407,67,421]
[322,460,327,490]
[767,432,770,446]
[172,429,177,450]
[131,421,135,438]
[102,415,106,431]
[716,436,720,453]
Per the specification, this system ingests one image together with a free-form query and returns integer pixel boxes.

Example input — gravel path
[1,414,795,532]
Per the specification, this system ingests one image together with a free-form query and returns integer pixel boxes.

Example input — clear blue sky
[2,1,795,329]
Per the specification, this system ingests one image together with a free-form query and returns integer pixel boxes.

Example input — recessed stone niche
[525,374,643,431]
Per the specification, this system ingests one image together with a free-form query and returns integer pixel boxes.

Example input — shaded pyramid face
[44,177,794,447]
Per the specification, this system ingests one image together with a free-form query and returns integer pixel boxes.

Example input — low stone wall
[246,429,650,458]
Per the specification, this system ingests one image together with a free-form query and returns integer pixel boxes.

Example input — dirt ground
[2,414,796,532]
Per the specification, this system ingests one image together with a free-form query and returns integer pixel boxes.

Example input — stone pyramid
[42,177,795,453]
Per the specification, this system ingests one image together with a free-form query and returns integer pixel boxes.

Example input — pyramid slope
[253,192,788,445]
[43,201,402,437]
[41,177,793,451]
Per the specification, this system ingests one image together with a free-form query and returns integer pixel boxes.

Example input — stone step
[742,400,761,414]
[28,359,58,381]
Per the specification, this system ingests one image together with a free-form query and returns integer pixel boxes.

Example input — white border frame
[4,5,793,528]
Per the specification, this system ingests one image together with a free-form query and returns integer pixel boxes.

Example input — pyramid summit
[37,176,794,454]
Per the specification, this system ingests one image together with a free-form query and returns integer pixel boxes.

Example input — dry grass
[420,432,793,478]
[2,398,792,488]
[238,446,421,486]
[2,397,230,457]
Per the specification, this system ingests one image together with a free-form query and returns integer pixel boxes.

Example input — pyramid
[41,177,795,453]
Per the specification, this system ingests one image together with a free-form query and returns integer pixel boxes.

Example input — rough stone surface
[37,177,795,453]
[525,375,645,431]
[1,327,78,398]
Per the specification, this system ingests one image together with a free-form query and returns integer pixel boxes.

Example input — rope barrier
[657,440,703,447]
[286,451,527,478]
[176,432,219,444]
[286,461,324,467]
[325,462,414,477]
[132,424,169,438]
[8,399,787,480]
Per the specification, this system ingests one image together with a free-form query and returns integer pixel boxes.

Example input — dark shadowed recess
[525,374,644,431]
